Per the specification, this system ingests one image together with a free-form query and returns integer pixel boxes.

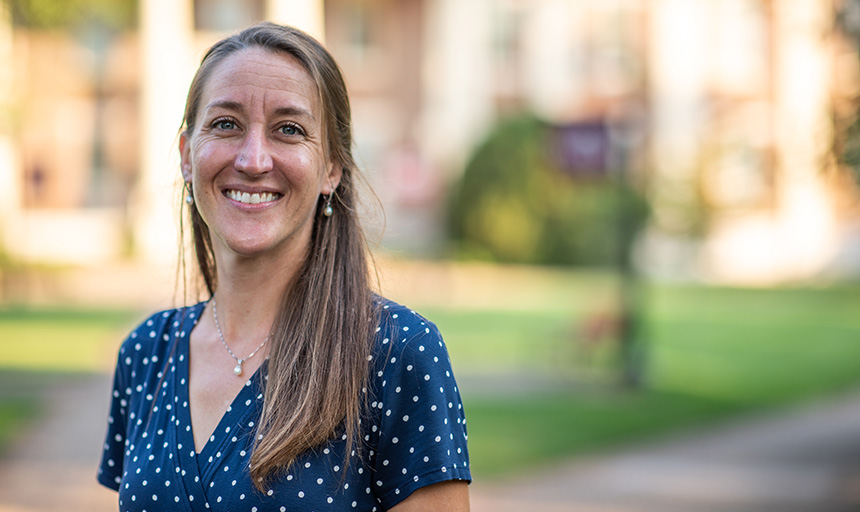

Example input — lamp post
[552,115,647,388]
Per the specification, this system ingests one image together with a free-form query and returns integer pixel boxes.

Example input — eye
[213,118,236,131]
[279,122,304,137]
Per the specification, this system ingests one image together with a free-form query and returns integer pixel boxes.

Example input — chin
[225,233,309,261]
[228,242,280,258]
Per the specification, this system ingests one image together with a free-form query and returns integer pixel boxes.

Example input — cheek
[190,142,225,177]
[279,150,328,191]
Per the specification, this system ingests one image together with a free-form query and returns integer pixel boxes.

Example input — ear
[321,161,343,195]
[179,131,193,183]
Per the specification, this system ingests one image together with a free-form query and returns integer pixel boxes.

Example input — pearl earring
[184,183,194,206]
[323,193,333,217]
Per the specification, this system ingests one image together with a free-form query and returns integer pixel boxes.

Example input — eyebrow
[274,106,315,121]
[205,100,315,121]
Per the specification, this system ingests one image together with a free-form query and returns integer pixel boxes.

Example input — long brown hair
[180,22,377,490]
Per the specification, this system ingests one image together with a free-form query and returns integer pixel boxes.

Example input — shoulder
[116,303,205,363]
[374,298,444,354]
[370,297,453,381]
[364,298,471,508]
[375,298,441,339]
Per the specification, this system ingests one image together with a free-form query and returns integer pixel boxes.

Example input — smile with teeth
[225,189,281,205]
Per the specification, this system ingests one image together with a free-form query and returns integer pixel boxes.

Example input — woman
[97,22,470,511]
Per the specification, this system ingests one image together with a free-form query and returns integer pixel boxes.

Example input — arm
[388,481,470,512]
[371,304,472,511]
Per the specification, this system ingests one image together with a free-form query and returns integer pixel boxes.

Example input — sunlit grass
[425,309,572,374]
[646,285,860,404]
[0,307,139,372]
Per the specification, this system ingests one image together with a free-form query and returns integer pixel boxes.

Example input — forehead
[199,46,319,117]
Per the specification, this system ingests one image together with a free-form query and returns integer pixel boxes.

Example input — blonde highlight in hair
[180,22,377,491]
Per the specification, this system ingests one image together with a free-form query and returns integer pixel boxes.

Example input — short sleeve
[370,308,470,509]
[97,339,131,490]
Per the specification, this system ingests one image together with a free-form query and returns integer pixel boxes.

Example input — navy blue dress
[98,299,471,511]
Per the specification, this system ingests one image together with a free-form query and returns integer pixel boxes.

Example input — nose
[234,127,273,175]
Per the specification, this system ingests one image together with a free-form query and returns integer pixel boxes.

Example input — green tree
[835,0,860,182]
[7,0,136,31]
[448,114,649,267]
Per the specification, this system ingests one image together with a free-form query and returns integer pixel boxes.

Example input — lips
[225,189,282,205]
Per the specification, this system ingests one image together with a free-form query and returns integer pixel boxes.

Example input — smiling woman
[179,46,338,262]
[96,23,470,512]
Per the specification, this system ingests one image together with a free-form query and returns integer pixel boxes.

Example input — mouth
[224,189,282,205]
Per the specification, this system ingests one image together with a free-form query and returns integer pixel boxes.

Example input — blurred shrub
[8,0,137,30]
[447,114,649,266]
[838,112,860,181]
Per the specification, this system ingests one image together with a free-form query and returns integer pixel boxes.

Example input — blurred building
[0,0,858,284]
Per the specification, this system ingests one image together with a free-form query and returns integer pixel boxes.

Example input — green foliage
[448,114,649,266]
[839,112,860,183]
[8,0,137,31]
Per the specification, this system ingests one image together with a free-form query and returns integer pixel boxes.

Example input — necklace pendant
[233,361,244,376]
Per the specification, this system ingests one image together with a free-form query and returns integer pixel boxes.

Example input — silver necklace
[211,298,271,376]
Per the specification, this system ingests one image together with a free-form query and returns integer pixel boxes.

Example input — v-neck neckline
[175,303,265,475]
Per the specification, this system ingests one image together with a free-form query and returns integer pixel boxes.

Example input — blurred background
[2,0,860,510]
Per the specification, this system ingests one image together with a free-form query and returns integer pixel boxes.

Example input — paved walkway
[1,373,859,511]
[0,373,117,512]
[470,390,860,512]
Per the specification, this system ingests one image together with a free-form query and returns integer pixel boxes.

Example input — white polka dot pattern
[97,299,470,511]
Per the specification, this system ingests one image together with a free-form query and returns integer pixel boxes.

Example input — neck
[209,245,306,352]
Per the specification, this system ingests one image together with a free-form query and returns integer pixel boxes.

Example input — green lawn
[646,285,860,403]
[424,283,860,478]
[0,399,34,456]
[0,307,140,372]
[2,282,860,479]
[463,390,741,477]
[0,307,140,453]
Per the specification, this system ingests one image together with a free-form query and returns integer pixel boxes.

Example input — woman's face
[180,46,341,262]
